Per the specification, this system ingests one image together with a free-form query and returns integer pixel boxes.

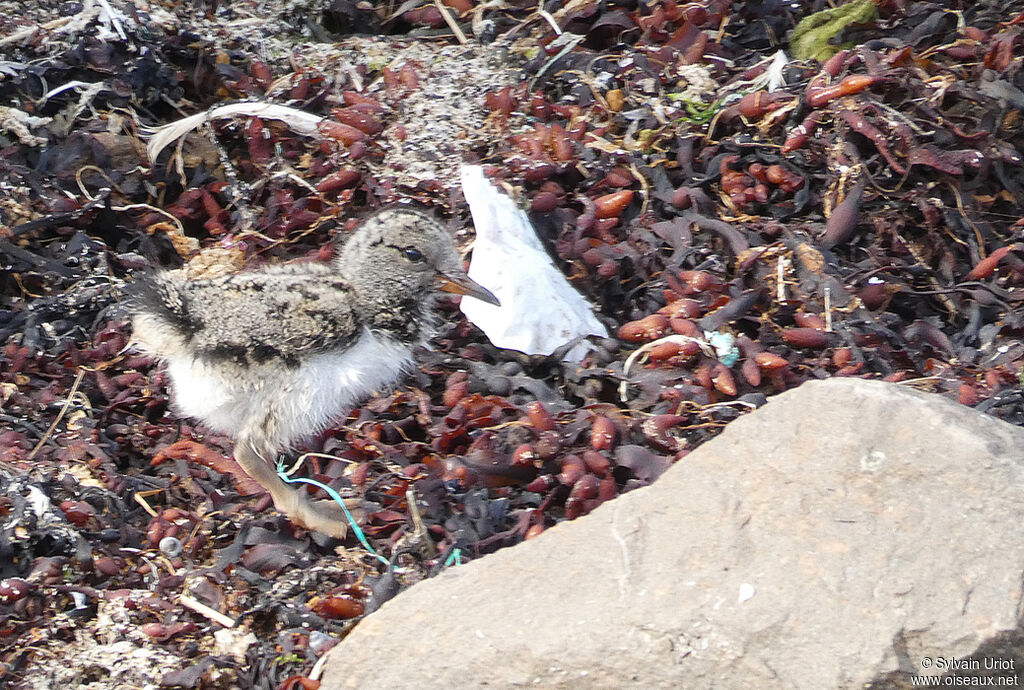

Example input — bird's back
[128,264,361,369]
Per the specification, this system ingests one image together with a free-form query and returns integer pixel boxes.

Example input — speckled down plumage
[128,206,467,450]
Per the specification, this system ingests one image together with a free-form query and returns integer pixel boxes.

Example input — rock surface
[322,379,1024,689]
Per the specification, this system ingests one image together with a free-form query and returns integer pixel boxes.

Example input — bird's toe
[289,496,370,540]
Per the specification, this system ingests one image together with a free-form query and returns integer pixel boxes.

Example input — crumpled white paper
[460,165,608,362]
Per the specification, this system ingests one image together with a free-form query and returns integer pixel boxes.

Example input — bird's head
[334,206,499,308]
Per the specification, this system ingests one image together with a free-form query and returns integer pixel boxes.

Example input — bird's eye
[404,247,424,262]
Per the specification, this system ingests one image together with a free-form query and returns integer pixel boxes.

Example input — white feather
[143,103,325,163]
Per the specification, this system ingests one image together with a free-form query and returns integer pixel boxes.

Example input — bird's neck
[354,289,436,345]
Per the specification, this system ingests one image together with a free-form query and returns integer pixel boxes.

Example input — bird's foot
[284,495,370,540]
[232,440,370,540]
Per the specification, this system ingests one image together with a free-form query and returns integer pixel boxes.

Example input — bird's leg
[233,438,366,539]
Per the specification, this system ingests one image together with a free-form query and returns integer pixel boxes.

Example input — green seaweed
[667,94,724,125]
[790,0,878,62]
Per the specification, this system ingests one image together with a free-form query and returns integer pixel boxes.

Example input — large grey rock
[322,379,1024,689]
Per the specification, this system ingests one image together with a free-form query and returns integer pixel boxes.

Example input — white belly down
[164,330,414,449]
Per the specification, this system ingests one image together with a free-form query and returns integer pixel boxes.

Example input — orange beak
[438,273,500,306]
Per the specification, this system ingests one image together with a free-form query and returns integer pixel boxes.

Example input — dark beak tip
[478,292,501,307]
[463,284,501,307]
[439,274,501,307]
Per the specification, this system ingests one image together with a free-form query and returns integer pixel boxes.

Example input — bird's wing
[130,268,361,367]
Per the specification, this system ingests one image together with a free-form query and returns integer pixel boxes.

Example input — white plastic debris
[460,165,608,361]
